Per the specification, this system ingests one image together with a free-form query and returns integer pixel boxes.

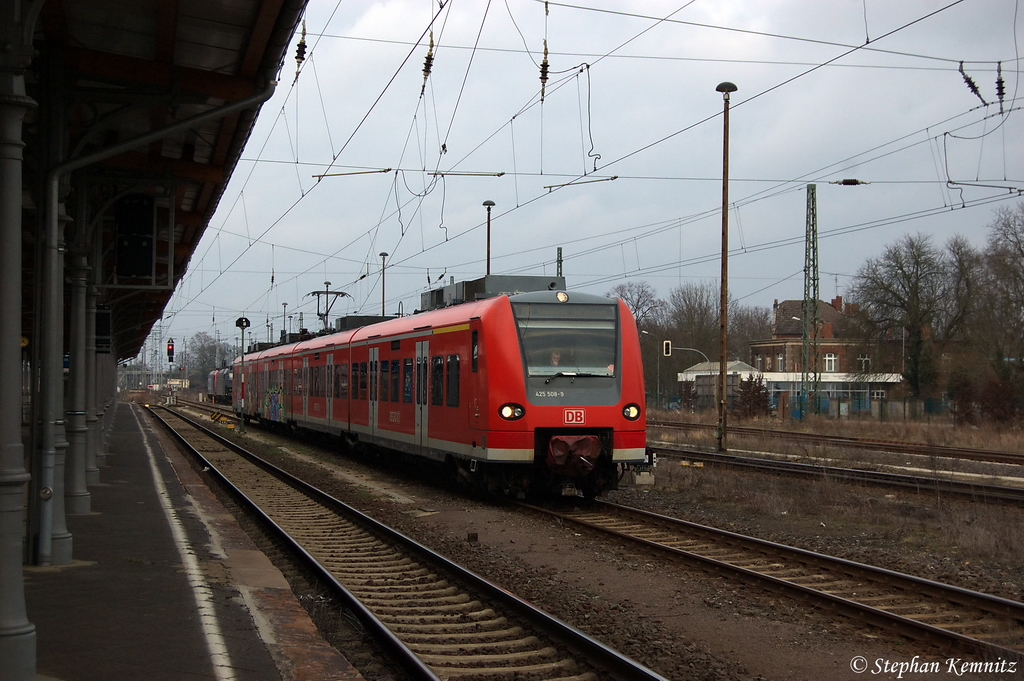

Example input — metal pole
[483,200,495,275]
[716,81,737,452]
[379,252,388,316]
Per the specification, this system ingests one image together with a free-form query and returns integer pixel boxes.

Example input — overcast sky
[155,0,1022,359]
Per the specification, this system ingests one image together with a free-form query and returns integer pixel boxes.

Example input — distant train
[232,288,647,498]
[207,367,233,405]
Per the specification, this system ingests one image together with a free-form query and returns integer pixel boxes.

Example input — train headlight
[499,403,526,420]
[622,403,642,421]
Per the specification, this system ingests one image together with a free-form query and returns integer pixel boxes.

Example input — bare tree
[729,303,772,360]
[981,204,1024,372]
[848,233,948,396]
[607,280,662,329]
[664,280,719,358]
[186,332,234,389]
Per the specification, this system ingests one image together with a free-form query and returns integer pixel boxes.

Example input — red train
[232,288,647,497]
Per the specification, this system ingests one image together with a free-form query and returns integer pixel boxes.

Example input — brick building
[748,297,903,415]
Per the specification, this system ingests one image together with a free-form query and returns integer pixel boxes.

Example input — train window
[391,340,401,351]
[511,302,618,378]
[391,360,400,402]
[446,355,460,407]
[339,363,348,399]
[327,363,334,398]
[380,360,390,402]
[472,330,479,372]
[359,362,367,400]
[431,356,444,406]
[403,358,413,403]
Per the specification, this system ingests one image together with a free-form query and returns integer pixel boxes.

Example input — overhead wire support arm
[543,175,617,191]
[312,168,392,179]
[429,171,505,177]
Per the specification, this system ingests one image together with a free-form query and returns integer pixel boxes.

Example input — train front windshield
[511,302,618,377]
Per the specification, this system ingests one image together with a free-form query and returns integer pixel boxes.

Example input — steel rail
[149,405,668,681]
[650,420,1024,466]
[652,443,1024,505]
[521,500,1024,662]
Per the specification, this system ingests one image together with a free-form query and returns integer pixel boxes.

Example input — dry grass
[648,408,1024,453]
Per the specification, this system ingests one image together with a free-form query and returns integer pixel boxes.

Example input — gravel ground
[207,422,1023,681]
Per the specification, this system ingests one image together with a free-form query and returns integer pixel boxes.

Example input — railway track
[169,399,1024,499]
[650,443,1024,505]
[651,420,1024,466]
[521,500,1024,662]
[147,405,666,681]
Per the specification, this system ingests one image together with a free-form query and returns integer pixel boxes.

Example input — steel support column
[0,0,39,675]
[85,258,101,480]
[65,227,92,514]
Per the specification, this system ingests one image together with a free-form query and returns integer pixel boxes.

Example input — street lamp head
[716,81,738,94]
[483,199,495,209]
[379,251,388,259]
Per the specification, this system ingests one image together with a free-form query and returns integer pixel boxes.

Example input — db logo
[564,408,586,424]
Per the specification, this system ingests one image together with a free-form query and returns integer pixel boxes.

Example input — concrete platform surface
[24,402,363,681]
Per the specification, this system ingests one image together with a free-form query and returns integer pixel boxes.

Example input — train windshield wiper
[544,371,577,384]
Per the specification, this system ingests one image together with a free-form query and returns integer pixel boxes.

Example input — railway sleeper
[382,608,500,625]
[406,635,543,653]
[398,627,528,644]
[416,645,560,666]
[349,584,459,597]
[428,657,582,679]
[355,594,471,608]
[367,600,487,615]
[386,616,515,634]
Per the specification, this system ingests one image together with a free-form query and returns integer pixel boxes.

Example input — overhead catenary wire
[165,0,1017,339]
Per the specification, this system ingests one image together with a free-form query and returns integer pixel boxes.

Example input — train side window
[380,360,390,402]
[327,363,334,398]
[446,355,460,407]
[391,360,400,402]
[430,356,444,406]
[359,362,368,400]
[339,363,348,399]
[369,361,377,401]
[403,358,413,403]
[472,330,478,372]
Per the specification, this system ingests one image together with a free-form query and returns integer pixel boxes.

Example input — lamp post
[716,81,737,452]
[379,252,388,316]
[235,316,250,434]
[483,200,495,275]
[281,302,287,341]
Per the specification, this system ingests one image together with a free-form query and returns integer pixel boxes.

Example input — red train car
[233,289,647,497]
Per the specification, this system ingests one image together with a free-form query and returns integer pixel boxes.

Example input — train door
[302,355,309,422]
[415,340,429,449]
[368,346,379,439]
[326,353,334,433]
